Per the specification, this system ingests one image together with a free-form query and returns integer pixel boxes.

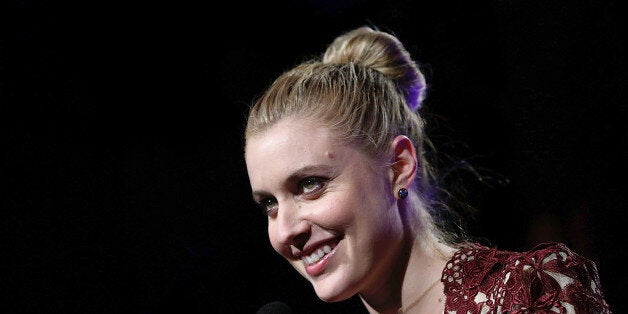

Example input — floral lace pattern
[442,242,611,313]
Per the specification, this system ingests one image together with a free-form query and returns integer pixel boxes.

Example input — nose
[271,199,310,249]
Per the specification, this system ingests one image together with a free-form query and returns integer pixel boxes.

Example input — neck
[397,276,441,313]
[361,236,456,314]
[397,238,454,313]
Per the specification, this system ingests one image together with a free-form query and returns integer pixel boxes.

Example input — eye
[259,197,278,216]
[300,177,326,195]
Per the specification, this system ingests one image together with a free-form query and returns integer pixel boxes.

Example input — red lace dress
[441,242,611,313]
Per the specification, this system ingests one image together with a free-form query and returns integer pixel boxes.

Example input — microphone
[256,301,292,314]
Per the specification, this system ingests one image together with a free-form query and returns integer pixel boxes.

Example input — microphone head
[256,301,292,314]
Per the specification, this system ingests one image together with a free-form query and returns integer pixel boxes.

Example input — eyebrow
[250,164,335,200]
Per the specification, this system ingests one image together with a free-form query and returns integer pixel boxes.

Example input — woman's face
[245,117,405,302]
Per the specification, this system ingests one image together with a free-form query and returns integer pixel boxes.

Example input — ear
[389,135,418,190]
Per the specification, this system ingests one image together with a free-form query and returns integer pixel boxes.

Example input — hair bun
[322,26,426,110]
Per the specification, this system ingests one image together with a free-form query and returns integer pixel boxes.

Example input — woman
[243,26,611,313]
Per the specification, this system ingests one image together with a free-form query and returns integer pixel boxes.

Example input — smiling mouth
[302,244,333,265]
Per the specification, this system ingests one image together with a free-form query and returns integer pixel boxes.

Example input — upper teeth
[304,245,332,265]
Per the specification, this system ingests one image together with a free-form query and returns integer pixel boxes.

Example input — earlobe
[390,135,418,189]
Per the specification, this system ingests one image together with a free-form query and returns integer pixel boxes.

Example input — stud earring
[397,188,408,199]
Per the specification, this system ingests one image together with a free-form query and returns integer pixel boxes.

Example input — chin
[311,279,356,303]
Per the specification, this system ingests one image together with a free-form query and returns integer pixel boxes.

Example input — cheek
[318,194,356,226]
[267,223,283,254]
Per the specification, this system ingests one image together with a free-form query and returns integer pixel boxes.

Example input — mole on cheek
[326,151,335,159]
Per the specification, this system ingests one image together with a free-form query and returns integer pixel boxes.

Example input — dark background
[2,0,626,313]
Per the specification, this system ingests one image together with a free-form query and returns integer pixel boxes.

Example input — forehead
[245,118,345,182]
[246,117,336,161]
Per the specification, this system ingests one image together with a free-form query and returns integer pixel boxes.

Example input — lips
[300,241,339,277]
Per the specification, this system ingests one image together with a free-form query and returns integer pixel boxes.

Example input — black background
[2,0,626,313]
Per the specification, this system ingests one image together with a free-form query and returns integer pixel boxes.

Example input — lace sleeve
[515,243,611,313]
[442,242,611,313]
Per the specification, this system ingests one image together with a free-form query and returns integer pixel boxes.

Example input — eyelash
[259,176,328,216]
